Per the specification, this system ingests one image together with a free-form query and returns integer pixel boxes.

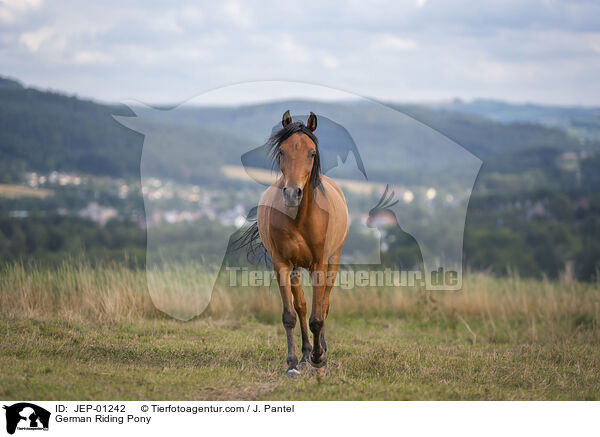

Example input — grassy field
[0,263,599,400]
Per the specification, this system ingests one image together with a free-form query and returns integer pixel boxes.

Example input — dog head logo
[3,403,50,435]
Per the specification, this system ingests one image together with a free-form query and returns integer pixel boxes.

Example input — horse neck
[295,180,317,224]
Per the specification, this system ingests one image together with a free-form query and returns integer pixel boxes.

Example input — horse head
[268,110,320,207]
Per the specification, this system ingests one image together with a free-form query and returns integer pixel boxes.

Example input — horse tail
[228,206,271,266]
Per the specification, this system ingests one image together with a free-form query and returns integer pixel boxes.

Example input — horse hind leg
[312,253,341,366]
[291,268,312,369]
[320,268,338,354]
[308,263,328,369]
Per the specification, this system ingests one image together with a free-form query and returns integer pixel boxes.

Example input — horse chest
[271,225,323,268]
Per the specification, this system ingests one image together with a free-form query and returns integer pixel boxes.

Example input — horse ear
[282,110,292,127]
[307,112,317,132]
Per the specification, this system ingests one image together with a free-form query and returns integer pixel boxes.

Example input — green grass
[0,263,599,400]
[1,316,599,400]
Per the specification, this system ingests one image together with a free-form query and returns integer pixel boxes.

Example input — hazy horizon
[5,73,600,109]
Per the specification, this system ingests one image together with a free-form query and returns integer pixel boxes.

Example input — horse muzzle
[283,186,303,207]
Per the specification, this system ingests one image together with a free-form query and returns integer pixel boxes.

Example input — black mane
[266,120,322,191]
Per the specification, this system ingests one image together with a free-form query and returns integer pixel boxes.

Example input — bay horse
[241,110,349,377]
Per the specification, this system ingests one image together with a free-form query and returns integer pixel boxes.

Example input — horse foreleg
[320,253,341,354]
[275,262,299,377]
[290,268,311,366]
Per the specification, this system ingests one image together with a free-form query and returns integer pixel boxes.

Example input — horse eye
[310,151,316,158]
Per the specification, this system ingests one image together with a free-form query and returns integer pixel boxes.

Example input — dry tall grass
[1,262,599,334]
[0,262,159,322]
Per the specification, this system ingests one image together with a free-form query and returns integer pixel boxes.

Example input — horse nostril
[296,188,302,197]
[283,187,288,195]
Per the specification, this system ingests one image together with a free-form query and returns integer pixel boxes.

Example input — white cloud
[322,54,339,69]
[70,50,113,65]
[0,0,43,23]
[1,0,43,10]
[372,34,418,52]
[19,26,55,52]
[279,35,311,62]
[221,0,253,29]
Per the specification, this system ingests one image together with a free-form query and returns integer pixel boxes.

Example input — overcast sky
[1,0,599,105]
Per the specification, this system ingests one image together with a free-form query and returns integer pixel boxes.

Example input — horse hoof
[285,368,301,378]
[308,354,327,369]
[298,361,308,371]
